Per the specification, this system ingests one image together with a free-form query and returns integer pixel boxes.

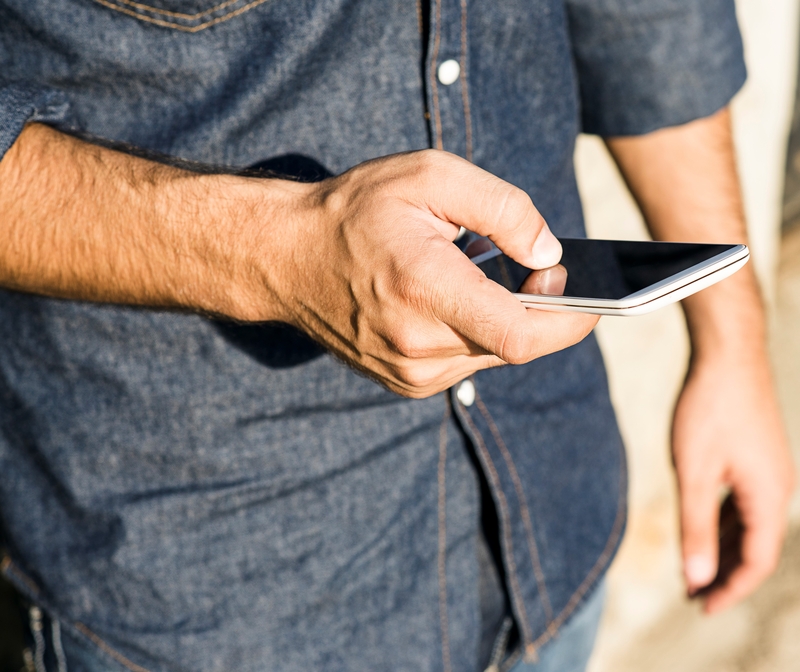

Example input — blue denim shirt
[0,1,744,671]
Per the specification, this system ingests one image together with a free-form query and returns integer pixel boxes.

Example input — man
[0,1,793,671]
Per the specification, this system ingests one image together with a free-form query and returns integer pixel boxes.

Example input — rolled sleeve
[566,0,747,136]
[0,82,70,160]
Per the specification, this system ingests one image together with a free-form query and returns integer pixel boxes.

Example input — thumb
[420,151,562,269]
[679,476,720,594]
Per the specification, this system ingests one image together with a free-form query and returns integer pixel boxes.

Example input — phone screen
[476,239,736,300]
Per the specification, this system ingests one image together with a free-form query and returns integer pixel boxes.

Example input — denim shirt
[0,1,744,671]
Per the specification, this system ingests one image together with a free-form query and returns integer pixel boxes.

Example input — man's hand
[278,151,598,396]
[607,108,796,613]
[0,125,598,398]
[672,349,793,613]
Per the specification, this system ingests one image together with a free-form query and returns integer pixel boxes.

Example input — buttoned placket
[425,2,537,663]
[425,0,473,162]
[450,379,543,665]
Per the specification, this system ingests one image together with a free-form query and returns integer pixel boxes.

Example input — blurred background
[584,0,800,669]
[2,1,800,670]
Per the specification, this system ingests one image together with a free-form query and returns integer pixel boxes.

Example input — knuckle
[415,148,444,174]
[676,459,716,487]
[391,267,427,306]
[496,323,533,365]
[394,362,437,391]
[390,327,430,360]
[496,186,536,230]
[404,385,441,400]
[317,178,350,216]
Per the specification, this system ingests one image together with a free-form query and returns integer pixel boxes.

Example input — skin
[0,123,597,398]
[0,108,792,613]
[607,107,796,613]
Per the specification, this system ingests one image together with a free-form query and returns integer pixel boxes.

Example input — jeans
[26,582,606,672]
[508,582,605,672]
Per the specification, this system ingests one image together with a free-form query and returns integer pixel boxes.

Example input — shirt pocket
[89,0,272,32]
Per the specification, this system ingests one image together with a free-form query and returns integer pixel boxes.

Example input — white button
[437,59,461,86]
[456,379,476,407]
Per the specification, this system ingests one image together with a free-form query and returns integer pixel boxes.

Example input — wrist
[682,270,769,365]
[156,171,317,323]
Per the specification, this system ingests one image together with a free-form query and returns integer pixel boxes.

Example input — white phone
[470,238,749,316]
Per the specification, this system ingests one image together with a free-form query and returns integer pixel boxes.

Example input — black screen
[477,239,736,300]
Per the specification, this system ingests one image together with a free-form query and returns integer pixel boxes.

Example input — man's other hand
[607,108,796,614]
[672,351,794,613]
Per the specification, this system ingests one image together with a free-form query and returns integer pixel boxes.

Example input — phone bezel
[472,240,750,316]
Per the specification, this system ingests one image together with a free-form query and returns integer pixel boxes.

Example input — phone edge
[517,252,749,315]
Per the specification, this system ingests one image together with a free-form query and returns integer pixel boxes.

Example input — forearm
[605,108,767,360]
[607,107,794,612]
[0,125,600,397]
[0,123,301,322]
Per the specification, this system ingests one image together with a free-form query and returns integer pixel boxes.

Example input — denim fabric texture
[0,1,745,671]
[23,579,605,672]
[507,579,606,672]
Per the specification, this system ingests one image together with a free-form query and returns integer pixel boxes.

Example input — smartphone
[470,238,749,316]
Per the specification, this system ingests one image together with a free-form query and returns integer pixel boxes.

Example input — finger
[372,352,507,399]
[414,151,562,269]
[373,318,507,366]
[678,475,721,595]
[519,264,568,296]
[435,255,597,363]
[400,238,595,364]
[320,317,507,398]
[704,506,785,614]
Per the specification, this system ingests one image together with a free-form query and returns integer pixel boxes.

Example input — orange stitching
[416,0,423,36]
[429,0,444,150]
[1,556,41,596]
[528,438,627,653]
[500,647,522,672]
[74,623,153,672]
[99,0,240,20]
[459,410,535,648]
[458,0,473,162]
[90,0,271,32]
[474,392,554,623]
[437,399,453,672]
[2,557,150,672]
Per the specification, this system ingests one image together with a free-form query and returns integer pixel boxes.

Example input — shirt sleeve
[0,82,71,160]
[565,0,747,136]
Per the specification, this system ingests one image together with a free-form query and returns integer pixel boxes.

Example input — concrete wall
[581,1,800,669]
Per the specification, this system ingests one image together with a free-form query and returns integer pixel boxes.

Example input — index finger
[409,150,563,270]
[427,243,598,364]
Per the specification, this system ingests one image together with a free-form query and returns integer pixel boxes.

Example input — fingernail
[536,265,568,296]
[685,555,716,588]
[531,228,562,269]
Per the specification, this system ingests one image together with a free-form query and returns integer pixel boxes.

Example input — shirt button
[456,379,476,407]
[437,59,461,86]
